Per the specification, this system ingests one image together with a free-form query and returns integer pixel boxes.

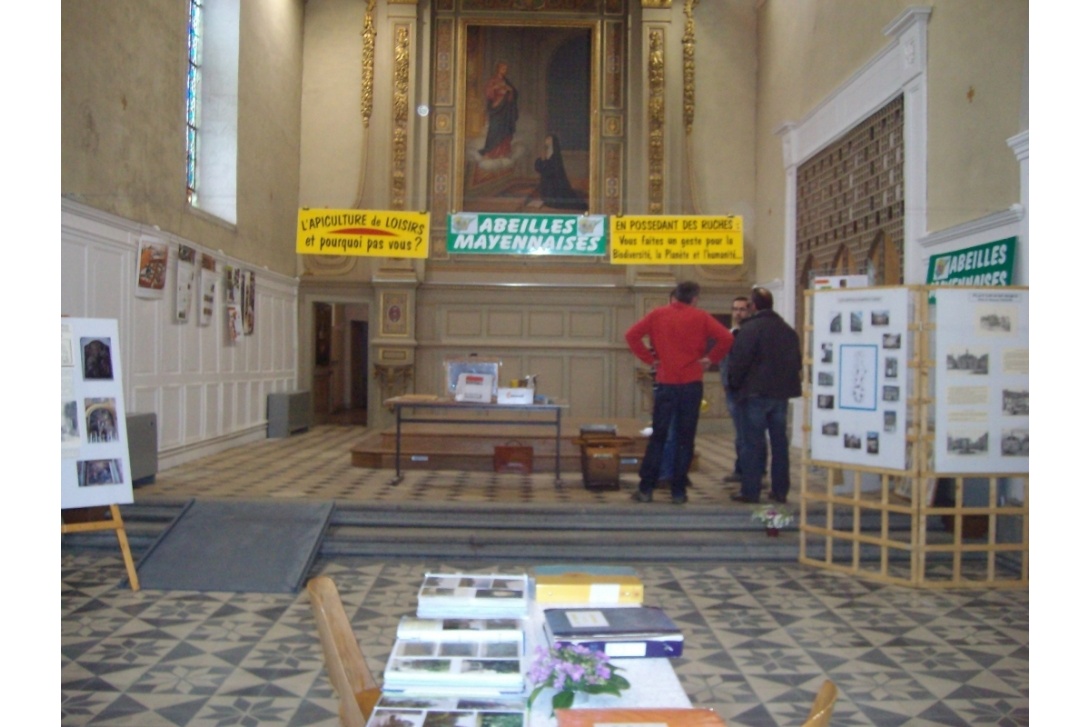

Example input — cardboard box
[454,373,493,402]
[496,387,534,405]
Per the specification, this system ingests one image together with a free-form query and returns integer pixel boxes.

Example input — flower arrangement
[751,504,794,529]
[527,644,630,713]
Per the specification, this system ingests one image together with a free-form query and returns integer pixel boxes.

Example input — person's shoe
[631,491,653,503]
[722,473,742,483]
[671,494,688,505]
[768,493,788,504]
[731,493,760,504]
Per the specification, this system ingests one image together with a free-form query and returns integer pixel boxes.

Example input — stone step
[62,498,924,564]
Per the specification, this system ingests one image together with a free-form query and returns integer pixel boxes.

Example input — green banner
[447,212,608,256]
[927,237,1016,288]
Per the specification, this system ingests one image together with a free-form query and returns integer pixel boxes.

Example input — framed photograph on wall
[456,20,598,214]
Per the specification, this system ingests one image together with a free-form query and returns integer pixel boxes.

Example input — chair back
[307,576,381,727]
[801,680,837,727]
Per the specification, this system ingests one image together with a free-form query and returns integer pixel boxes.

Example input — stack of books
[381,573,531,699]
[417,572,530,618]
[543,606,684,658]
[367,694,528,727]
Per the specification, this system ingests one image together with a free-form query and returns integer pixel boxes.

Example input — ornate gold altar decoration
[682,0,697,135]
[648,29,665,214]
[391,24,411,210]
[354,0,377,209]
[375,364,415,408]
[361,0,376,128]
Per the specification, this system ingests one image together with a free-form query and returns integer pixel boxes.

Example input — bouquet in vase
[527,644,630,713]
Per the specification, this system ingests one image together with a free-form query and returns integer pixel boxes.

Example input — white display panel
[933,288,1028,474]
[810,287,912,470]
[61,318,134,509]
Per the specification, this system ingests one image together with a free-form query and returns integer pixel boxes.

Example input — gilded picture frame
[455,19,600,215]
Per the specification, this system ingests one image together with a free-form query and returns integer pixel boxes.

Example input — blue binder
[543,606,684,658]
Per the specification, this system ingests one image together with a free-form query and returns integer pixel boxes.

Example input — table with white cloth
[525,600,692,727]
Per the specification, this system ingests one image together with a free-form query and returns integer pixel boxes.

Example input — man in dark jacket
[727,287,802,504]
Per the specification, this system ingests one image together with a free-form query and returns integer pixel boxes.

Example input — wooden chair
[307,575,382,727]
[801,680,838,727]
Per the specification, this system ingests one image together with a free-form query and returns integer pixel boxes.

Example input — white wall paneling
[61,199,300,471]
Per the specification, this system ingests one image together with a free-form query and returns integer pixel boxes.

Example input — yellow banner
[609,215,743,265]
[296,209,430,258]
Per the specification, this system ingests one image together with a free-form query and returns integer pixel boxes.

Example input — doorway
[311,302,370,426]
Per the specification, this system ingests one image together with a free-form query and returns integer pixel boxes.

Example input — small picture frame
[381,292,410,337]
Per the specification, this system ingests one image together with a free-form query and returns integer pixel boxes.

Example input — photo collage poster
[175,244,197,322]
[198,254,217,326]
[810,287,912,470]
[61,318,134,509]
[933,287,1028,473]
[135,235,169,300]
[223,265,256,341]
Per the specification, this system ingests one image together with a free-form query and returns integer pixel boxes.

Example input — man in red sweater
[625,281,734,504]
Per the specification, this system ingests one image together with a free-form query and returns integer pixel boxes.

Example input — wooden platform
[350,417,702,474]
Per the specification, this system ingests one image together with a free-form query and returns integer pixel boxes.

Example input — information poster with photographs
[198,254,217,326]
[933,287,1028,473]
[61,318,134,509]
[135,235,169,300]
[175,244,197,322]
[811,287,912,470]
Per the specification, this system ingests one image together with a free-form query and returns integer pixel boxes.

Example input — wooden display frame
[798,286,1028,589]
[61,505,140,591]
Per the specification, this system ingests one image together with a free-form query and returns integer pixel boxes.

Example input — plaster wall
[688,1,758,225]
[61,0,304,277]
[754,0,1027,283]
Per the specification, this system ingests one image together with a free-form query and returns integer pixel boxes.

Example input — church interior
[58,1,1033,725]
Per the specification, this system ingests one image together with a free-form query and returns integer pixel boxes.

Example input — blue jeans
[659,416,678,482]
[725,388,744,476]
[639,381,703,499]
[738,397,790,500]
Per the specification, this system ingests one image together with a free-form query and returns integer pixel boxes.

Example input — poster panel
[933,287,1029,473]
[61,318,135,509]
[609,215,743,265]
[810,287,912,470]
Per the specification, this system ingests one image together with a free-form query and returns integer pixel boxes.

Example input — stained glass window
[185,0,203,206]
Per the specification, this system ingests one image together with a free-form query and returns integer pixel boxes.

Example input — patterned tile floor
[129,425,751,505]
[61,425,1030,726]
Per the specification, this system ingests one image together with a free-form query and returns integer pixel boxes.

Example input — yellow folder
[535,573,644,605]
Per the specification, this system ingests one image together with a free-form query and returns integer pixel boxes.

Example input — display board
[933,287,1029,473]
[61,318,134,509]
[810,287,913,470]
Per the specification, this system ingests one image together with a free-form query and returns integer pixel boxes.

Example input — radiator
[267,391,313,438]
[126,412,158,485]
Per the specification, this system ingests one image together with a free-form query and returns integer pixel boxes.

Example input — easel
[62,317,141,591]
[62,505,140,590]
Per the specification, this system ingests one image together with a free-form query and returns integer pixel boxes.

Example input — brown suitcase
[493,441,533,474]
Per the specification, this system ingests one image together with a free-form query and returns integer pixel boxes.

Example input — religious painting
[457,22,597,214]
